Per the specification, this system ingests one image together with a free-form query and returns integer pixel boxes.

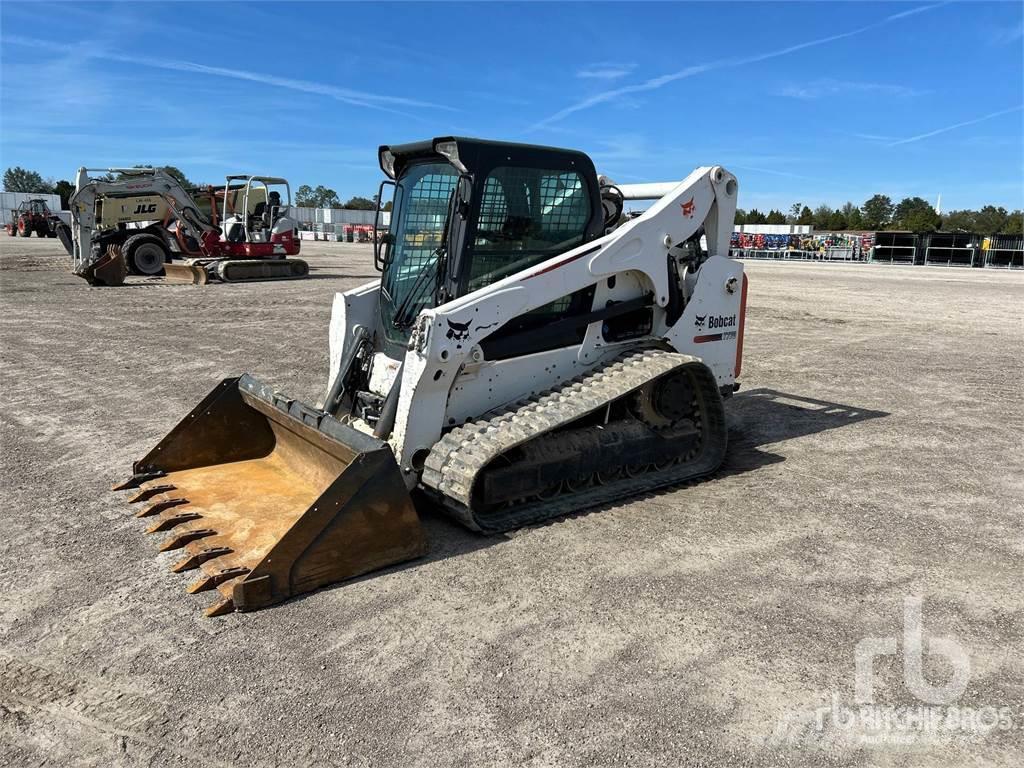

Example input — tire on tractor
[122,233,169,276]
[18,219,31,237]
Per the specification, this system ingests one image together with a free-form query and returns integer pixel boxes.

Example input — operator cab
[22,199,52,216]
[373,137,606,357]
[222,176,293,244]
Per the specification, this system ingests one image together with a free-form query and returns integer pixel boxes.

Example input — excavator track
[163,258,309,284]
[422,349,728,533]
[212,258,309,283]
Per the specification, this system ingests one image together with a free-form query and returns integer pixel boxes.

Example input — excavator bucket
[77,244,128,286]
[113,375,426,616]
[163,261,210,285]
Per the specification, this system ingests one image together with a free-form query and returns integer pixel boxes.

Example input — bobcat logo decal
[694,314,707,329]
[446,319,472,341]
[680,197,696,218]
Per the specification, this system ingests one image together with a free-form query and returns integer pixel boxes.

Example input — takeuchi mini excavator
[63,168,308,285]
[116,138,747,616]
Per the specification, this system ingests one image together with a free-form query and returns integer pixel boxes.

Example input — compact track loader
[116,138,746,615]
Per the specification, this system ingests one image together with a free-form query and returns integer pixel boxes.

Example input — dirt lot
[1,237,1021,767]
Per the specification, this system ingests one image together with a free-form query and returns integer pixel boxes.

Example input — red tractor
[5,199,61,238]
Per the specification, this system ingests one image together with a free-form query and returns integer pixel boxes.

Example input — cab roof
[378,136,597,181]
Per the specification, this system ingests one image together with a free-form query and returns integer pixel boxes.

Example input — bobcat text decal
[694,314,737,343]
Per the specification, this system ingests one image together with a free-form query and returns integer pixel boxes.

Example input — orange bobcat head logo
[680,197,695,218]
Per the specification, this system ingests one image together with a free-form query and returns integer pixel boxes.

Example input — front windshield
[380,162,459,346]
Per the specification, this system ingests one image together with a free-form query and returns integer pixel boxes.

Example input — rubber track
[422,348,727,533]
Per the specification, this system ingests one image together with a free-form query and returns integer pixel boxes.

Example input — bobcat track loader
[115,138,746,616]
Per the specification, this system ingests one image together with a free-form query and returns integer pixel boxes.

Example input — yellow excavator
[115,138,746,615]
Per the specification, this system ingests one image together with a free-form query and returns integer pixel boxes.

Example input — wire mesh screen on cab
[469,167,591,292]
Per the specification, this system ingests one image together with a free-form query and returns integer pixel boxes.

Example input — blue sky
[2,1,1022,212]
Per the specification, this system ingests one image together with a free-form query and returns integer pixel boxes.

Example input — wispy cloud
[1,35,454,116]
[528,3,947,131]
[886,105,1024,146]
[988,19,1024,45]
[577,63,635,81]
[851,132,899,142]
[778,79,923,100]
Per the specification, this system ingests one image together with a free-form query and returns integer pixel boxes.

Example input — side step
[114,376,425,615]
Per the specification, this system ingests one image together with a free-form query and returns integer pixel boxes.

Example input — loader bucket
[163,261,210,285]
[114,375,426,616]
[77,245,127,286]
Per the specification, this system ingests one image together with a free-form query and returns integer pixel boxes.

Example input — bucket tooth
[112,471,164,491]
[127,484,176,503]
[135,497,188,518]
[146,511,202,533]
[159,528,216,551]
[171,546,232,573]
[187,567,249,594]
[205,598,235,617]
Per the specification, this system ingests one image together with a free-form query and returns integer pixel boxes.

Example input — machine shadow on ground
[722,387,889,474]
[316,388,891,601]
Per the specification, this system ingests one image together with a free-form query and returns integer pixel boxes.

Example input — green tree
[295,184,316,206]
[798,205,814,225]
[812,204,833,230]
[941,209,976,232]
[1003,210,1023,235]
[3,166,51,193]
[841,202,863,230]
[733,208,747,225]
[972,205,1009,234]
[893,197,940,232]
[382,200,393,212]
[861,194,894,230]
[827,211,848,231]
[343,196,376,210]
[296,184,342,207]
[788,203,803,223]
[313,185,340,207]
[52,179,74,209]
[765,209,787,224]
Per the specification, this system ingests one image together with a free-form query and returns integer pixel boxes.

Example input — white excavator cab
[221,176,294,244]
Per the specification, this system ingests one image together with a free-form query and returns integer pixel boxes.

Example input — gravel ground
[1,237,1021,767]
